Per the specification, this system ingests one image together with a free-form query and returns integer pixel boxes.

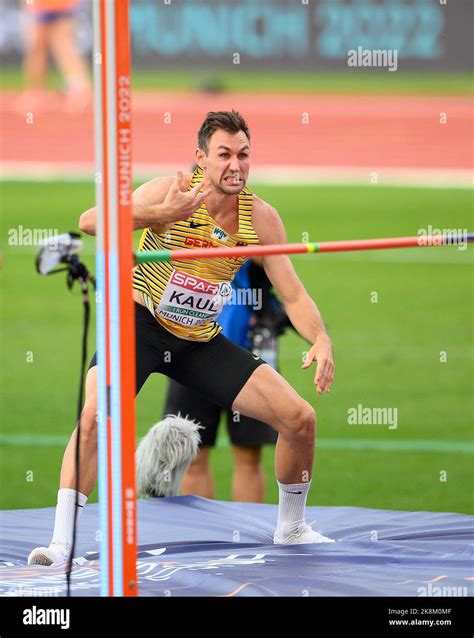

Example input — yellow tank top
[132,168,260,341]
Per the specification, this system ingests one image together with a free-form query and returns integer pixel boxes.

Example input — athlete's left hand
[302,334,334,395]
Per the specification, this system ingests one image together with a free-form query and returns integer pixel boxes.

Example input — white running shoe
[274,523,336,545]
[27,542,71,566]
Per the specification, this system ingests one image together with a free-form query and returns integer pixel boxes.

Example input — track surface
[1,92,472,174]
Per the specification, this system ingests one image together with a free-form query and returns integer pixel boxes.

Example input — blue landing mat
[0,497,472,597]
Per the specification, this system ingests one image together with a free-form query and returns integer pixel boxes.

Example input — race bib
[157,270,232,327]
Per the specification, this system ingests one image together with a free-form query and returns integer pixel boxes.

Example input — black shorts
[163,379,278,448]
[88,302,265,410]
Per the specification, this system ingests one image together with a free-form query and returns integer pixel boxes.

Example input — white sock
[276,480,311,539]
[50,488,88,548]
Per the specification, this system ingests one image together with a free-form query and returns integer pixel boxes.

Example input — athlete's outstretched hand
[302,334,334,395]
[161,171,211,223]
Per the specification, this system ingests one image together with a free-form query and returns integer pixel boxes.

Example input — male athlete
[28,110,335,565]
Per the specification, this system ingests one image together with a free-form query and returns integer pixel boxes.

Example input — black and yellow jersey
[132,167,260,341]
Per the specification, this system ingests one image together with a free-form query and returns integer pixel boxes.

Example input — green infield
[1,66,472,95]
[0,181,472,513]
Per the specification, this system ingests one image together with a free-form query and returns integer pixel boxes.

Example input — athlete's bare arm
[252,198,334,395]
[78,172,210,235]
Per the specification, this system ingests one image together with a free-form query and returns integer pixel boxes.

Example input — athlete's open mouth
[224,176,242,184]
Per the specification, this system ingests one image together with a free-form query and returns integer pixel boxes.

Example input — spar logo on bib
[157,270,230,327]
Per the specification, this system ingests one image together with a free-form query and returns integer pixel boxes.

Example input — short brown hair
[198,110,250,154]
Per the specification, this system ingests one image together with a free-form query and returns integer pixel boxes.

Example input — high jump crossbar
[135,234,474,265]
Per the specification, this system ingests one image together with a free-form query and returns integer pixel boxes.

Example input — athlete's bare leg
[180,446,215,499]
[27,367,99,565]
[232,364,315,486]
[60,366,98,496]
[231,445,265,503]
[47,16,91,111]
[232,365,334,544]
[23,20,48,91]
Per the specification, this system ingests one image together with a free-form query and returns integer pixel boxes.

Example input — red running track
[1,92,472,171]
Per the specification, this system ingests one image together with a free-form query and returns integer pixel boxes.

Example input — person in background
[163,259,293,503]
[19,0,90,111]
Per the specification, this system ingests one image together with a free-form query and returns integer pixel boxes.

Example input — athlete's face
[197,130,250,195]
